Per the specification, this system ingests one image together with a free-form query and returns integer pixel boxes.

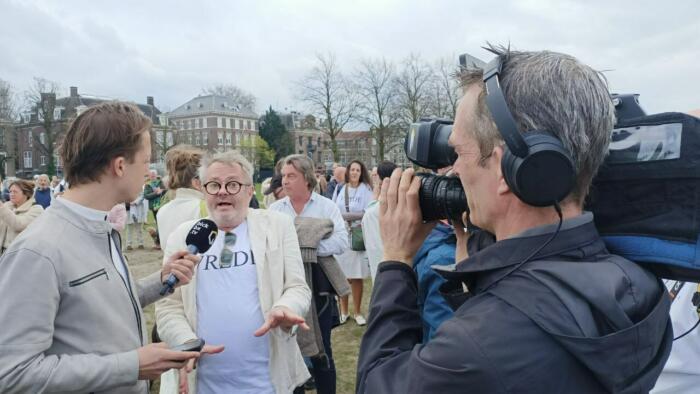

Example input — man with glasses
[156,150,311,394]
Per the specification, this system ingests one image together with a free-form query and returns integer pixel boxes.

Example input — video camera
[404,118,466,222]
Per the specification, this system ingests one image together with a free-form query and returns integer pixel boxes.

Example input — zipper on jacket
[68,268,109,287]
[108,233,144,345]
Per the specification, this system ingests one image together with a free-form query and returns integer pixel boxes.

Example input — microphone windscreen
[185,219,218,254]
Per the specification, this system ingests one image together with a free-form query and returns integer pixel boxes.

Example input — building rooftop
[168,94,258,118]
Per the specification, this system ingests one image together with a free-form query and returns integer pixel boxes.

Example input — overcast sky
[1,0,698,119]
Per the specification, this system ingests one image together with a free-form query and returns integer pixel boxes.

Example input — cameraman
[356,47,672,393]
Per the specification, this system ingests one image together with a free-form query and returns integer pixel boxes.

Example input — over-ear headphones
[481,56,576,207]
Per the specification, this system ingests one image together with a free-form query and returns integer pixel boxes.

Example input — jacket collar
[174,188,204,200]
[48,198,114,234]
[13,197,38,213]
[436,213,607,285]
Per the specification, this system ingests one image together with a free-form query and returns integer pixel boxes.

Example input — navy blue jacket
[357,214,672,393]
[33,188,51,209]
[413,223,455,342]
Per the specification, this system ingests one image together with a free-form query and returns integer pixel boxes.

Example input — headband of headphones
[482,56,530,158]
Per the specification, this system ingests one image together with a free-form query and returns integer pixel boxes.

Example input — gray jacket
[0,198,165,394]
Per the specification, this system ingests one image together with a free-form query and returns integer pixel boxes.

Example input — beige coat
[0,198,43,251]
[155,209,311,394]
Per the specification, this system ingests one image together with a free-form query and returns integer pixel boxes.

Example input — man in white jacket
[156,150,311,394]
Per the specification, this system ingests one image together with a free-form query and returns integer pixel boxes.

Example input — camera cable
[665,280,700,341]
[481,202,564,293]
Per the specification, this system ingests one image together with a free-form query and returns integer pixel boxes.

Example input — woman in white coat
[156,145,206,249]
[334,160,373,326]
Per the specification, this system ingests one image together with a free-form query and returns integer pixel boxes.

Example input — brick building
[163,95,259,165]
[13,86,163,178]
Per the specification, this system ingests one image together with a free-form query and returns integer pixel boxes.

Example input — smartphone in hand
[171,338,205,352]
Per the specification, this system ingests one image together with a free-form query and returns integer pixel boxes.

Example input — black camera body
[404,118,467,222]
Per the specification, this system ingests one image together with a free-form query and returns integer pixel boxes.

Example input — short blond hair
[199,150,254,184]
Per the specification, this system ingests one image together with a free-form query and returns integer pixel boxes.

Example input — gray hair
[199,150,254,184]
[282,154,317,191]
[459,44,615,203]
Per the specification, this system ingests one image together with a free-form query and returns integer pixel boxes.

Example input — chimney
[70,86,78,98]
[40,92,57,118]
[147,96,154,106]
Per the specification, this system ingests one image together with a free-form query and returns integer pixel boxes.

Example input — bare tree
[395,54,434,126]
[24,77,62,176]
[429,56,462,120]
[353,58,402,161]
[201,84,256,112]
[0,79,17,121]
[151,126,177,162]
[297,53,355,161]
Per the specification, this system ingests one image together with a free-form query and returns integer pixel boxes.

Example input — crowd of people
[0,45,697,394]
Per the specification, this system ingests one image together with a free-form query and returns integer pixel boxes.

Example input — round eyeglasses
[203,180,250,195]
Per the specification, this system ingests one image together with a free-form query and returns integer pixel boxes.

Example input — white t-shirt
[652,281,700,393]
[334,183,373,219]
[196,220,274,394]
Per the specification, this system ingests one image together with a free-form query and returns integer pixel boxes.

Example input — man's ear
[111,156,127,178]
[492,145,510,196]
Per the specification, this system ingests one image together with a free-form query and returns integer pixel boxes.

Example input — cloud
[0,0,697,115]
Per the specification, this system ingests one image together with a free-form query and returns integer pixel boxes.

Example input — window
[203,132,208,145]
[247,120,251,130]
[40,132,46,145]
[188,133,193,144]
[298,136,303,146]
[41,155,46,166]
[53,107,62,120]
[195,133,201,145]
[27,130,33,147]
[166,132,174,147]
[199,118,204,128]
[54,155,62,168]
[226,133,232,145]
[190,119,195,129]
[218,132,223,145]
[218,117,223,128]
[23,151,32,168]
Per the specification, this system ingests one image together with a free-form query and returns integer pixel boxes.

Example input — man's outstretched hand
[254,306,309,337]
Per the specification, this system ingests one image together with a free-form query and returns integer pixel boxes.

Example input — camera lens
[416,173,468,222]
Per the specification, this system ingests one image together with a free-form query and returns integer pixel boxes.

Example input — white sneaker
[354,314,367,326]
[339,314,349,324]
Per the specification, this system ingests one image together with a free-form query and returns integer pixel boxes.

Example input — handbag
[345,185,366,251]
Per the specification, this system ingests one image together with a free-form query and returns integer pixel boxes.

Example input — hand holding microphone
[160,219,219,295]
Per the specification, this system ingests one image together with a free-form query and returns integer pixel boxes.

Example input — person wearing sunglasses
[156,150,311,394]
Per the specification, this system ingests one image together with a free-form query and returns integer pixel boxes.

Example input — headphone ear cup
[501,131,576,207]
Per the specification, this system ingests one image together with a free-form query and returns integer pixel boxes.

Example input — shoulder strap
[344,185,350,213]
[199,200,208,218]
[669,281,686,302]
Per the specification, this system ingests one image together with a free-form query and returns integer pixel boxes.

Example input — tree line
[0,52,461,171]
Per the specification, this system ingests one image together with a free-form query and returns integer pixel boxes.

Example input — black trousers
[295,294,337,394]
[150,208,160,245]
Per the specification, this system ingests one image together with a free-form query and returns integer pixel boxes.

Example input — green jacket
[143,179,165,211]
